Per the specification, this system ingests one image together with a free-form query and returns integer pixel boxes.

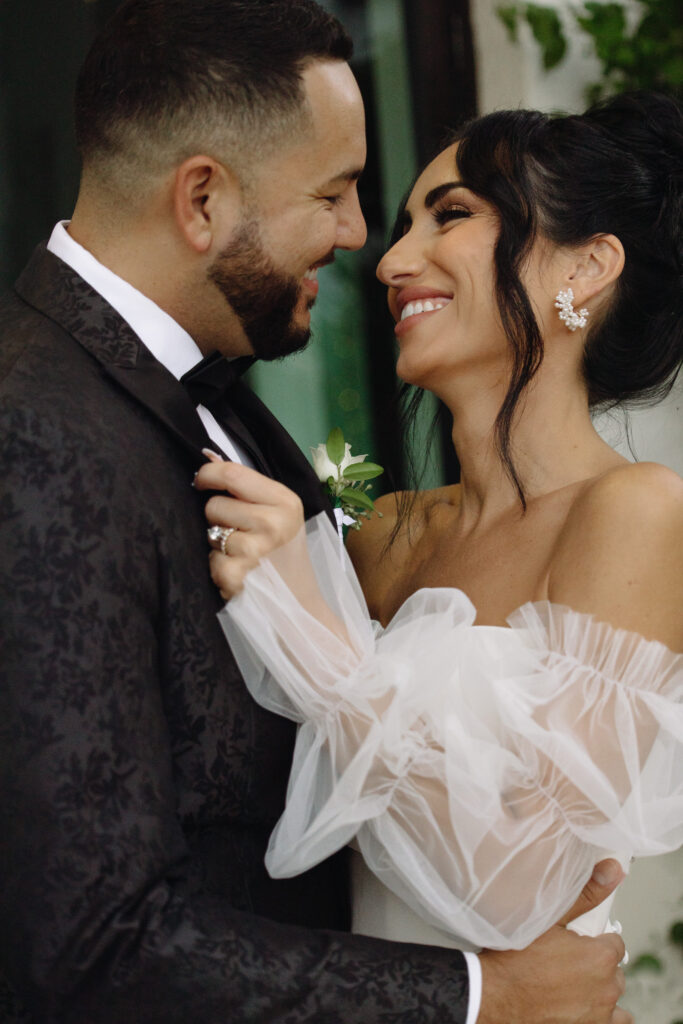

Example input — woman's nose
[376,234,424,286]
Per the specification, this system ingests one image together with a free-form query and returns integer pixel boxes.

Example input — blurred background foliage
[497,0,683,102]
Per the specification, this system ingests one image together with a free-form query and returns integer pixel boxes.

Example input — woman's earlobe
[552,236,624,333]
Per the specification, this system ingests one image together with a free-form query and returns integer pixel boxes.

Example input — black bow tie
[180,351,270,472]
[180,352,255,409]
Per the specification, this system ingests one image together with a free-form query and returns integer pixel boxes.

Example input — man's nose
[337,191,367,251]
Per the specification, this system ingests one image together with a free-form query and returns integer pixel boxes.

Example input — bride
[197,89,683,968]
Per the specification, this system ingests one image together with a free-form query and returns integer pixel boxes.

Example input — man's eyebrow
[321,166,364,188]
[424,181,466,209]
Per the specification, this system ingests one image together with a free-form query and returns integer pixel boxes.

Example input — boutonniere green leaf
[311,427,384,530]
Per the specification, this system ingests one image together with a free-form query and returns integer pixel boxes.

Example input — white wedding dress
[219,514,683,951]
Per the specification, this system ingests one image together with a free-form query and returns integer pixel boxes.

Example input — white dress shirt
[465,953,482,1024]
[46,222,250,465]
[45,221,481,1023]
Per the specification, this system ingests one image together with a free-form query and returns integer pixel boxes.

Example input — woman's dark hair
[399,91,683,507]
[75,0,352,170]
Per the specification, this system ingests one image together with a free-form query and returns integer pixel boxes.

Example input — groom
[0,1,630,1022]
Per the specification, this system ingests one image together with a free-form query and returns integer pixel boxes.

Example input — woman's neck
[441,367,626,533]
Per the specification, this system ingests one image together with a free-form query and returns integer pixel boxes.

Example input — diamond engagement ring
[207,525,236,555]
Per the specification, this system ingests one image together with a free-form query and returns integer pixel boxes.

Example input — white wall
[469,3,683,1015]
[594,380,683,477]
[470,0,602,114]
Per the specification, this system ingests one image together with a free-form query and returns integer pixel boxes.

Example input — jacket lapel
[15,244,214,462]
[228,382,335,524]
[15,244,335,523]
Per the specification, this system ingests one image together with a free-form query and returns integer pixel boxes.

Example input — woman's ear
[567,234,625,306]
[172,155,242,254]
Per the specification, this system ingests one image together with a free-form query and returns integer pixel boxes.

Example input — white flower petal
[339,443,367,473]
[310,443,339,482]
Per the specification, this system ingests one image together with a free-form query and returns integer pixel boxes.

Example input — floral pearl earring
[554,288,589,332]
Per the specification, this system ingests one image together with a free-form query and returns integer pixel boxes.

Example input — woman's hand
[194,455,304,600]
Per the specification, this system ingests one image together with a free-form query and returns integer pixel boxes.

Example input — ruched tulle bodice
[218,514,683,950]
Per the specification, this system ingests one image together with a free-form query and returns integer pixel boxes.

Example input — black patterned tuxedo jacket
[0,245,470,1023]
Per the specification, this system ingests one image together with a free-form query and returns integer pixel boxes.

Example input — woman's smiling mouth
[400,298,451,321]
[393,289,453,337]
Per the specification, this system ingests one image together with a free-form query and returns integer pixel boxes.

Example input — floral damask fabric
[0,247,470,1022]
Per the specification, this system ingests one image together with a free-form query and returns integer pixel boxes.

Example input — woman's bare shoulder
[548,462,683,647]
[347,484,460,616]
[558,461,683,539]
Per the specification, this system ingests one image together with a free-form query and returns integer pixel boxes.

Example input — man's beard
[208,218,314,361]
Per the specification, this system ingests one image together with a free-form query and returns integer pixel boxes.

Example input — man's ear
[567,234,625,306]
[172,155,242,254]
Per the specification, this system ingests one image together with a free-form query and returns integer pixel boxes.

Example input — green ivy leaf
[496,4,519,40]
[342,462,384,481]
[577,3,627,66]
[524,4,567,68]
[628,953,664,974]
[669,920,683,947]
[325,427,345,466]
[659,53,683,87]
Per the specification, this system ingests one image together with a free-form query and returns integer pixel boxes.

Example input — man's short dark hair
[74,0,353,192]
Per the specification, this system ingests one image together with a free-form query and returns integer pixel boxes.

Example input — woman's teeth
[400,298,450,322]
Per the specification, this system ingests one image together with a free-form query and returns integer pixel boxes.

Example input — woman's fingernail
[201,448,224,461]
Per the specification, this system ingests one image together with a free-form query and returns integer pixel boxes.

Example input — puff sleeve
[218,514,683,950]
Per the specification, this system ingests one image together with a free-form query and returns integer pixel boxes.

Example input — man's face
[208,214,316,361]
[209,60,367,359]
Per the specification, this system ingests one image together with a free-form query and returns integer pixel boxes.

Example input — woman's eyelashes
[433,204,471,226]
[395,197,471,238]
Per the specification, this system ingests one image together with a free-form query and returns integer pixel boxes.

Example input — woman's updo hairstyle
[450,91,683,504]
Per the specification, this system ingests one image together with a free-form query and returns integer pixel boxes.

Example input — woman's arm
[196,459,683,950]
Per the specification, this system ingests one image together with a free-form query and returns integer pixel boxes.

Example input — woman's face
[376,143,557,395]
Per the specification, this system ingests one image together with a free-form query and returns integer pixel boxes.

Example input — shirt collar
[46,221,204,380]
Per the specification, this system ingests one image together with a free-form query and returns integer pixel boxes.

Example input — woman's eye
[434,206,470,226]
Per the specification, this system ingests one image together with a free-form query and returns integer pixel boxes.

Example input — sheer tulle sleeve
[218,513,683,950]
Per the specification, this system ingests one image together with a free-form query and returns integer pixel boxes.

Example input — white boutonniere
[311,427,384,533]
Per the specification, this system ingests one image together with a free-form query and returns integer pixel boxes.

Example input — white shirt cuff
[463,952,482,1024]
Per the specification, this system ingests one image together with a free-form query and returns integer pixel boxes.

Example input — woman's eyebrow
[423,181,466,209]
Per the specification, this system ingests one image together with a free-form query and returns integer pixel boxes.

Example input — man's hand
[478,859,633,1024]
